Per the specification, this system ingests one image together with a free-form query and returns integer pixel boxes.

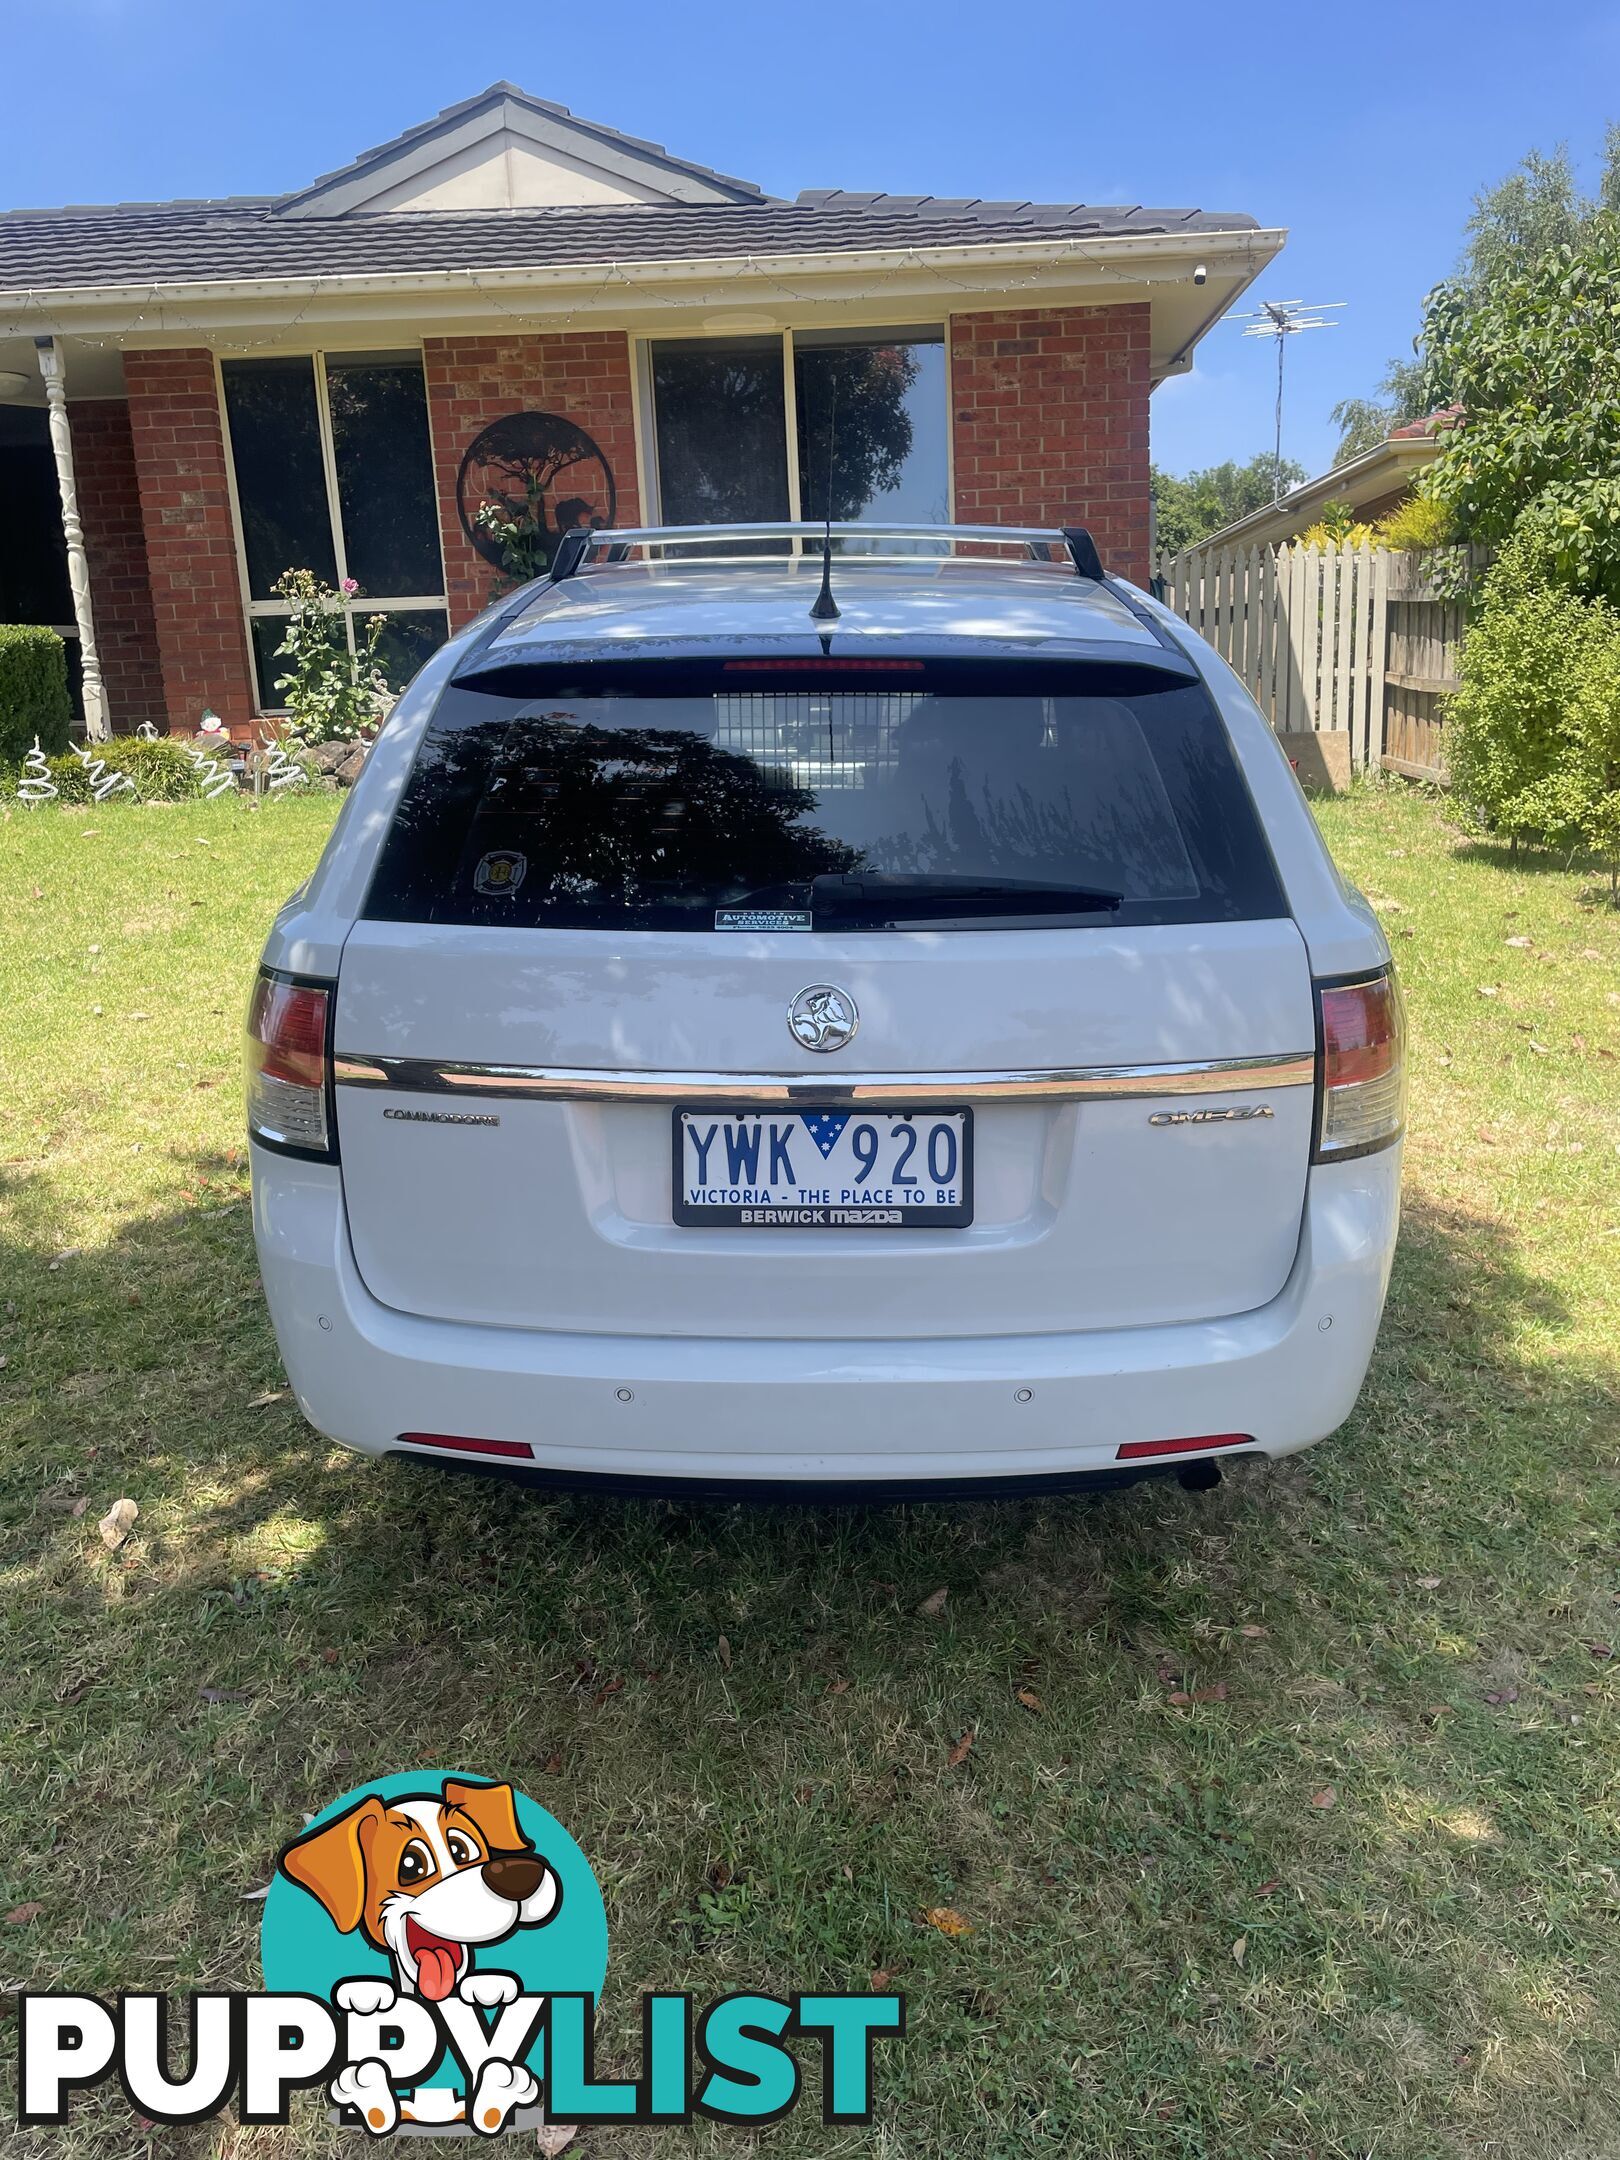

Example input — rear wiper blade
[809,873,1123,919]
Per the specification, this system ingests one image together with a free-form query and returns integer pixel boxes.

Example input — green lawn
[1,783,1617,2159]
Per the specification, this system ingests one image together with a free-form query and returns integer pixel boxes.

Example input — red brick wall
[124,348,256,731]
[72,399,166,733]
[423,332,641,629]
[950,303,1152,582]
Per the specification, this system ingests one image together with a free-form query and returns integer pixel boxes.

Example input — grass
[1,781,1617,2159]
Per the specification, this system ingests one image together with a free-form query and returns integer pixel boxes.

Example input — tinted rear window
[365,662,1284,931]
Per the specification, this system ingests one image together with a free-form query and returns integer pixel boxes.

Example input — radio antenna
[809,369,841,622]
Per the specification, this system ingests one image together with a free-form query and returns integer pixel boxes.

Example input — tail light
[246,970,335,1160]
[1313,968,1406,1162]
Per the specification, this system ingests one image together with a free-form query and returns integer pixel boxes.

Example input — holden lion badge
[788,984,858,1053]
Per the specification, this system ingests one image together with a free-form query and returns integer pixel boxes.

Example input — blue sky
[4,0,1616,480]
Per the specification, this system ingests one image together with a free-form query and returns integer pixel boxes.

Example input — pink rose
[341,578,359,596]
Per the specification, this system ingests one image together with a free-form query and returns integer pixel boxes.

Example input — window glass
[325,358,442,596]
[372,609,449,691]
[249,618,290,711]
[250,609,448,710]
[651,339,790,527]
[795,333,949,540]
[221,359,336,597]
[366,665,1284,932]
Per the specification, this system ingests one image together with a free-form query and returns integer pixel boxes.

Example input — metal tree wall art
[73,740,137,802]
[456,412,616,580]
[17,739,57,806]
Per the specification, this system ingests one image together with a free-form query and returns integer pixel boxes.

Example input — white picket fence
[1154,543,1474,779]
[1156,542,1389,771]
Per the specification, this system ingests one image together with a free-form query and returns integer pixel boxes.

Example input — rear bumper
[251,1145,1400,1486]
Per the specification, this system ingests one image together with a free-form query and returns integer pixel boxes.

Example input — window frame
[215,348,449,715]
[637,323,954,543]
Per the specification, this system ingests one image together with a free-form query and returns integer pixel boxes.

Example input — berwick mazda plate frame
[672,1105,975,1228]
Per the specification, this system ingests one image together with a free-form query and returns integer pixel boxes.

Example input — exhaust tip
[1176,1457,1223,1493]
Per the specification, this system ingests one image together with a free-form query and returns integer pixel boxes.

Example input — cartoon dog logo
[278,1777,564,2132]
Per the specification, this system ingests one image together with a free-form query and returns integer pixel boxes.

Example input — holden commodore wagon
[247,522,1404,1498]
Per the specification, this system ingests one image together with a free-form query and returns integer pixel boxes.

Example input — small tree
[1420,209,1620,599]
[270,570,391,744]
[1449,535,1620,896]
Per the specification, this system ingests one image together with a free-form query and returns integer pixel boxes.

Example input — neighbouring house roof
[1191,413,1460,553]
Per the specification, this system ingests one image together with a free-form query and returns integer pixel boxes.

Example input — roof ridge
[0,195,278,222]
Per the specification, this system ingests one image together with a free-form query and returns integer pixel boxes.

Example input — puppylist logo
[16,1770,904,2137]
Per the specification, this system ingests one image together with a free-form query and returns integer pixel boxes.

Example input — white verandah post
[34,334,110,742]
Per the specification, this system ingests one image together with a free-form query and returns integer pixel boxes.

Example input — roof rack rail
[545,521,1108,583]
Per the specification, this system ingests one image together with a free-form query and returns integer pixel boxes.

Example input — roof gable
[274,82,769,217]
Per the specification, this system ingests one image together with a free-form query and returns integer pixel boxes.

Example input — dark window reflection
[373,609,449,691]
[326,358,442,596]
[221,359,336,597]
[651,339,790,530]
[795,334,949,537]
[249,618,290,710]
[367,683,1282,931]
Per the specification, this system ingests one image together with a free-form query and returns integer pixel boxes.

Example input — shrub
[269,569,390,745]
[1377,493,1455,552]
[1296,516,1378,551]
[1449,535,1620,894]
[1294,497,1456,554]
[0,625,72,761]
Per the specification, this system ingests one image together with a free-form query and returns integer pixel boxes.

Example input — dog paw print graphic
[261,1770,608,2136]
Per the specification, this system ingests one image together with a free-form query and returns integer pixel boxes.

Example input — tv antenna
[1233,298,1345,500]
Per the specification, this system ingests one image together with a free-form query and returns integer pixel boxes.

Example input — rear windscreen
[364,663,1284,931]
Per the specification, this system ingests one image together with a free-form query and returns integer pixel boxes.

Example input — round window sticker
[261,1770,608,2134]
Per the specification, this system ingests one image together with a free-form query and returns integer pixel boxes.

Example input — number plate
[672,1107,974,1228]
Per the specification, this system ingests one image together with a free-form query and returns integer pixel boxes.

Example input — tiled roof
[1388,403,1463,439]
[0,196,1259,294]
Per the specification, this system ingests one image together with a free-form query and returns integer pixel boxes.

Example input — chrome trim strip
[332,1052,1316,1107]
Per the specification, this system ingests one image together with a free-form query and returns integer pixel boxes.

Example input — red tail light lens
[1116,1433,1252,1460]
[398,1433,537,1461]
[246,971,334,1159]
[1314,970,1406,1161]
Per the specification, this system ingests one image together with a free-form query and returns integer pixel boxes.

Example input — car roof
[469,556,1179,671]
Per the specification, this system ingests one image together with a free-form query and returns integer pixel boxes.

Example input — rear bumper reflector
[1115,1433,1252,1460]
[397,1432,536,1461]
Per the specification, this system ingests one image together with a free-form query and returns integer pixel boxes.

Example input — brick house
[0,84,1281,736]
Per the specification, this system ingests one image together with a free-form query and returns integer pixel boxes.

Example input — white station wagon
[247,523,1404,1499]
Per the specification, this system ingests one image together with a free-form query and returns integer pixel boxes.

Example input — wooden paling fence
[1155,543,1479,781]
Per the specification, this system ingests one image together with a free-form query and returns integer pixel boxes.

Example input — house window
[647,328,948,539]
[649,337,790,527]
[220,352,448,712]
[793,330,950,534]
